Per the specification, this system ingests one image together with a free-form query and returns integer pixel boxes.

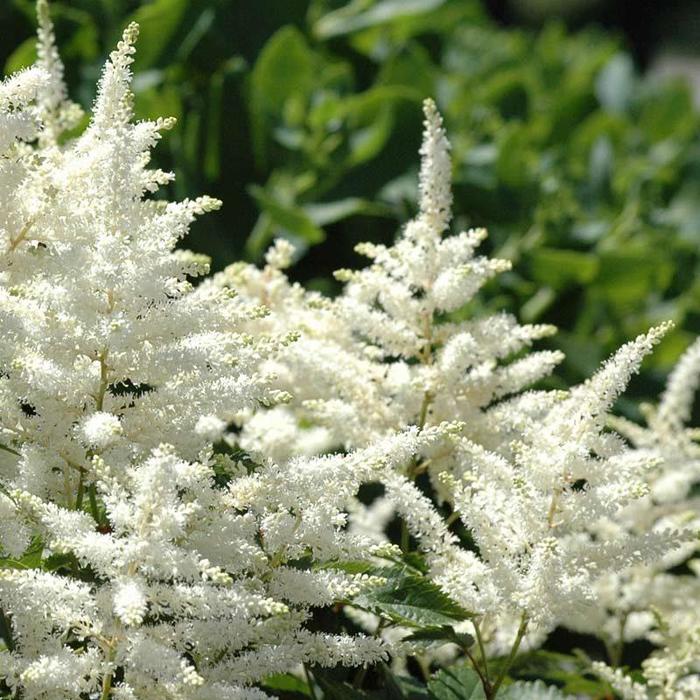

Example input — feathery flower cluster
[230,100,690,675]
[0,3,696,697]
[584,338,700,697]
[226,102,561,464]
[0,4,402,698]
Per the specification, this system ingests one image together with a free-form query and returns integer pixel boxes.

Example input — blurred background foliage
[3,0,700,404]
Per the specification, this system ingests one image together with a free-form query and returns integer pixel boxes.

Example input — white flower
[113,578,148,626]
[195,414,227,442]
[264,238,295,270]
[231,98,685,663]
[0,4,392,695]
[79,411,123,449]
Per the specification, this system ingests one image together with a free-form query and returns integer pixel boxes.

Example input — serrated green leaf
[317,560,376,575]
[406,625,474,649]
[0,537,42,571]
[42,552,75,573]
[427,664,486,700]
[508,649,605,694]
[352,565,472,627]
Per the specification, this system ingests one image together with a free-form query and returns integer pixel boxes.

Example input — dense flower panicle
[0,4,695,696]
[444,326,688,622]
[230,99,687,660]
[0,68,47,153]
[35,0,82,144]
[0,5,394,698]
[592,623,700,699]
[574,338,700,695]
[418,98,453,234]
[226,100,562,464]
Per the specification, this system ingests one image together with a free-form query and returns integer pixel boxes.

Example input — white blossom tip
[79,412,123,449]
[418,97,452,233]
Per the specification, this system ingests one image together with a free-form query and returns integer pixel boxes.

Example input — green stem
[474,621,491,686]
[94,347,111,412]
[491,614,528,696]
[0,443,20,457]
[100,644,117,700]
[445,510,460,527]
[303,663,319,700]
[417,392,431,430]
[69,553,81,578]
[99,674,112,700]
[62,462,72,509]
[353,665,368,689]
[88,483,101,524]
[400,520,410,553]
[75,470,85,510]
[464,646,492,696]
[609,614,627,667]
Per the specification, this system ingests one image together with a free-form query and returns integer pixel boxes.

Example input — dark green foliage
[428,664,486,699]
[351,564,474,628]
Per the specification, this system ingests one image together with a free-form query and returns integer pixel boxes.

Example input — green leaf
[317,559,376,575]
[4,37,37,74]
[125,0,188,70]
[249,26,316,164]
[175,7,216,62]
[204,59,249,180]
[304,198,391,227]
[495,127,534,188]
[554,332,604,380]
[133,83,182,123]
[348,105,395,166]
[508,650,607,694]
[380,664,432,699]
[262,672,311,696]
[352,565,472,627]
[528,249,599,289]
[594,249,673,308]
[249,186,325,245]
[639,83,696,142]
[595,53,635,114]
[427,664,486,700]
[42,552,75,573]
[311,669,372,699]
[314,0,448,40]
[406,625,474,649]
[0,537,42,571]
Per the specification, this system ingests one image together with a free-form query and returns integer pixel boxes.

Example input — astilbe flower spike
[0,4,406,698]
[228,99,690,692]
[584,337,700,697]
[0,3,695,697]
